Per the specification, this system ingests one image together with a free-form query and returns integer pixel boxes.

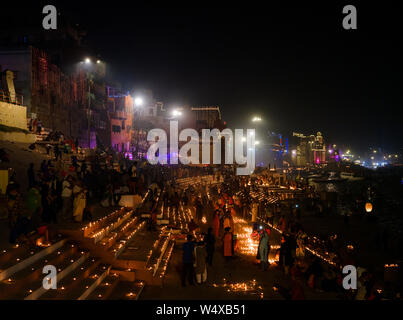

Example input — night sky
[1,2,402,153]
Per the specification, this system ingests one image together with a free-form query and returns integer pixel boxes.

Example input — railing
[0,90,24,105]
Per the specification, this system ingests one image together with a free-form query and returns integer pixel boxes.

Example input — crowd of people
[174,173,403,300]
[2,139,402,300]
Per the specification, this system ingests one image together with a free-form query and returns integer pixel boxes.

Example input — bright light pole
[252,116,262,122]
[132,96,145,159]
[82,58,93,149]
[172,109,182,117]
[79,57,104,149]
[134,97,144,107]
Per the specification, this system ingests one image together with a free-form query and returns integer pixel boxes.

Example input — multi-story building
[131,90,167,160]
[0,46,86,139]
[107,87,133,153]
[191,106,223,132]
[293,131,326,166]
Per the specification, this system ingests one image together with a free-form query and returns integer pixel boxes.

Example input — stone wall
[0,131,36,143]
[0,101,27,130]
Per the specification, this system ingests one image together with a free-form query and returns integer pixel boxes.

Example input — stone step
[76,264,112,300]
[145,232,173,276]
[87,209,134,244]
[39,257,102,300]
[81,208,127,238]
[85,274,120,300]
[109,220,147,258]
[0,242,86,300]
[0,239,67,282]
[107,280,145,300]
[155,239,175,281]
[99,216,139,250]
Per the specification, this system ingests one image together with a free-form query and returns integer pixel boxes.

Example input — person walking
[26,182,42,225]
[195,198,203,223]
[205,227,215,266]
[223,227,234,261]
[172,192,180,216]
[73,180,86,222]
[54,143,60,161]
[194,240,208,284]
[61,176,73,221]
[37,119,42,134]
[258,227,270,271]
[182,235,195,287]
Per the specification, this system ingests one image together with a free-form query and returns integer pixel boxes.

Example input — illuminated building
[293,131,326,165]
[191,106,223,132]
[107,87,133,153]
[131,90,166,160]
[0,46,85,138]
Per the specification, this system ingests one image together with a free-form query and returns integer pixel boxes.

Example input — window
[112,125,121,133]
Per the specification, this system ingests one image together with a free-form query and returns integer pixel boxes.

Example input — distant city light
[85,58,91,64]
[96,60,101,64]
[291,150,297,156]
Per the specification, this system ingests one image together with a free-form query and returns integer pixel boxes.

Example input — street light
[134,97,144,107]
[172,110,182,117]
[252,116,262,122]
[85,58,91,64]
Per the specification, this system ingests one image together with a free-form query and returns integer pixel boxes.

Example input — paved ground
[141,217,338,300]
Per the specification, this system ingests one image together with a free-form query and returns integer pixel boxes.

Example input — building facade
[293,131,326,166]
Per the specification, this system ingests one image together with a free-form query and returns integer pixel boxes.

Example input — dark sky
[2,1,402,153]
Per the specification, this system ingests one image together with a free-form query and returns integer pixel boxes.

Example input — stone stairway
[0,189,178,299]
